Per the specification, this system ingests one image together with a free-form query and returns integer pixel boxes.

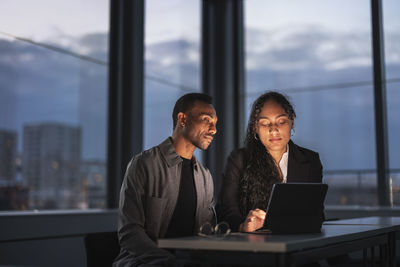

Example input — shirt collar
[281,144,289,160]
[159,137,198,170]
[279,144,290,182]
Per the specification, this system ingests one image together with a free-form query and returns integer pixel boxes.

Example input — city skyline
[0,120,394,209]
[0,121,107,210]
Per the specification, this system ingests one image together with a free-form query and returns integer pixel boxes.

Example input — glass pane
[0,1,109,211]
[383,0,400,205]
[245,0,377,206]
[144,0,201,157]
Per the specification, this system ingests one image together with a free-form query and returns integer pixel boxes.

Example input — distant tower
[22,123,81,209]
[80,159,106,209]
[0,129,17,181]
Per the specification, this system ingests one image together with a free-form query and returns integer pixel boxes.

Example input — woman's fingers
[248,209,266,220]
[242,209,266,232]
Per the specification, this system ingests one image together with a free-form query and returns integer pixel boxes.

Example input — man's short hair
[172,93,212,129]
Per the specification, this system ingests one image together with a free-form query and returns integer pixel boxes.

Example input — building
[0,181,29,211]
[0,129,17,181]
[79,159,107,209]
[22,122,81,209]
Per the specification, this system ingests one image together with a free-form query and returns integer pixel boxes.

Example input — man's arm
[117,157,174,265]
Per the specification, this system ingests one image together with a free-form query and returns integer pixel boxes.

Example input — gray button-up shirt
[114,137,214,266]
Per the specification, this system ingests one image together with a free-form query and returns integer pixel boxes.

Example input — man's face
[182,101,218,150]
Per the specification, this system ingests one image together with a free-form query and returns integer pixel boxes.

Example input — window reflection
[245,0,378,206]
[383,0,400,205]
[0,1,109,211]
[144,0,201,152]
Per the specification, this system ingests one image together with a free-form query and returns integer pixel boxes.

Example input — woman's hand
[239,209,266,232]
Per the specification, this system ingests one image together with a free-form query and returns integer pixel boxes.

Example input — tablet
[260,183,328,234]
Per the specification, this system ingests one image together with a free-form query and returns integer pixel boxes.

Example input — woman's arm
[310,152,323,183]
[215,149,245,231]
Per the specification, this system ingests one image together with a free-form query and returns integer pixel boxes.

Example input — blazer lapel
[287,140,310,182]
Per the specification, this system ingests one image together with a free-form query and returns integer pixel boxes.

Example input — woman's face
[254,100,293,154]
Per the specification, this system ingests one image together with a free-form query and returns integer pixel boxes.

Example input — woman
[216,91,323,232]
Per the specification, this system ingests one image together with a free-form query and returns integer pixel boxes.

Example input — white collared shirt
[279,144,289,183]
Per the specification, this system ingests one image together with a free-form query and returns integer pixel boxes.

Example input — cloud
[0,34,108,159]
[1,27,399,169]
[76,33,109,61]
[385,32,400,65]
[146,39,200,90]
[246,25,375,72]
[146,39,200,66]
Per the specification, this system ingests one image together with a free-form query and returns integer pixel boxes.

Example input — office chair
[84,231,120,267]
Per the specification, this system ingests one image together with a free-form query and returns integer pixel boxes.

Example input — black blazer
[216,140,323,231]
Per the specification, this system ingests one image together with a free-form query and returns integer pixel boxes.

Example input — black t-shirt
[165,157,197,237]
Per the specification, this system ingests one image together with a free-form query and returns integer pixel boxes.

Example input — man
[113,93,218,266]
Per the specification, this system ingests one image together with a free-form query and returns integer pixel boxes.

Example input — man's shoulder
[132,143,163,165]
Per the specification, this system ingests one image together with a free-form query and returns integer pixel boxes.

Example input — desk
[325,216,400,267]
[324,216,400,227]
[158,217,400,267]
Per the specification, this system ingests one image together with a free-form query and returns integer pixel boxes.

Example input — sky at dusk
[0,0,399,173]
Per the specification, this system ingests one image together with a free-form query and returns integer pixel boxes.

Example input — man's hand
[239,209,266,232]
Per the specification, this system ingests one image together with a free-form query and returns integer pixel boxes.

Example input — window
[0,1,109,210]
[245,0,377,205]
[144,0,201,150]
[383,0,400,205]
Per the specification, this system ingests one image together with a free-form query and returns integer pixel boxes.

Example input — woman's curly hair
[239,91,296,217]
